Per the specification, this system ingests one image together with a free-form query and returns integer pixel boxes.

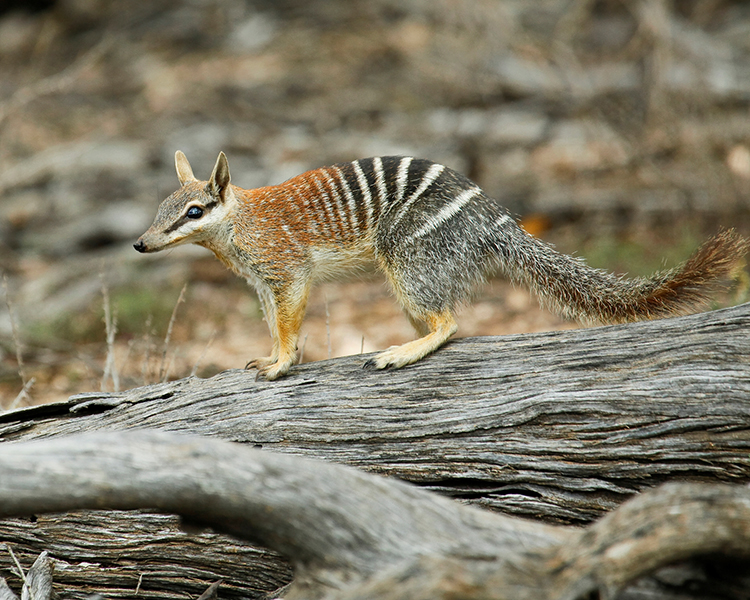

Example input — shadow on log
[1,430,750,600]
[0,303,749,598]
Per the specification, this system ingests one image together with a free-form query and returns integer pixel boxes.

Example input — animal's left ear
[208,152,231,200]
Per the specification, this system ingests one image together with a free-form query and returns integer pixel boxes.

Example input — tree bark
[0,432,749,600]
[0,303,749,598]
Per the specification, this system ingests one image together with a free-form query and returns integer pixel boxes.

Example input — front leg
[251,281,311,381]
[245,286,278,370]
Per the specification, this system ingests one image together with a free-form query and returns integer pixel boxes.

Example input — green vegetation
[576,229,703,277]
[26,285,188,348]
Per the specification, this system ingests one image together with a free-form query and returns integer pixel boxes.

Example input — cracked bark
[0,303,749,598]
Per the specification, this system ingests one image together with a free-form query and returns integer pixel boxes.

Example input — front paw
[245,356,274,370]
[364,346,408,370]
[256,360,293,381]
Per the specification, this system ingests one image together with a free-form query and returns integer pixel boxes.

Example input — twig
[100,273,119,393]
[140,314,154,385]
[2,275,31,408]
[325,295,332,359]
[191,330,216,377]
[3,275,26,386]
[75,349,99,394]
[298,333,309,364]
[5,544,25,583]
[161,352,177,384]
[160,284,187,383]
[8,377,35,412]
[196,580,222,600]
[120,338,136,389]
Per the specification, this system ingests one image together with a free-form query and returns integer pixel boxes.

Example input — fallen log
[0,302,748,598]
[1,431,749,600]
[4,302,750,520]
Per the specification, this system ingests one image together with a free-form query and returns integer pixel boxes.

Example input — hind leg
[405,311,430,337]
[366,254,460,369]
[365,309,457,369]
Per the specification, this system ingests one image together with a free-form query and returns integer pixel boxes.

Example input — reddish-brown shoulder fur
[235,167,365,251]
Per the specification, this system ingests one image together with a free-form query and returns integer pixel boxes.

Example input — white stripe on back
[311,174,339,237]
[496,213,512,227]
[395,156,413,203]
[323,170,355,234]
[372,157,387,207]
[352,160,374,229]
[411,186,482,239]
[332,166,361,235]
[391,163,445,228]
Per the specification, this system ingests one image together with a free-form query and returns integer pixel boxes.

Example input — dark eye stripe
[163,200,220,234]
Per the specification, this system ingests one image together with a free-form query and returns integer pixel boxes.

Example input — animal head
[134,151,234,253]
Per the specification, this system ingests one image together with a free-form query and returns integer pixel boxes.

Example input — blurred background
[0,0,749,405]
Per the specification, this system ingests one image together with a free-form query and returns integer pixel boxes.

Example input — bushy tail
[502,228,748,324]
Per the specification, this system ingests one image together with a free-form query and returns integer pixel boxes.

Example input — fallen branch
[0,431,748,600]
[3,302,750,522]
[0,303,749,597]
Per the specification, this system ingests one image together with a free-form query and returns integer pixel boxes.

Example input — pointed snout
[133,229,181,253]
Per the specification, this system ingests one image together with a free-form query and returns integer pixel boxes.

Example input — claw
[246,356,274,371]
[255,359,293,381]
[363,353,395,370]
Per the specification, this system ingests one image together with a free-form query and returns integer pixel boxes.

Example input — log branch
[2,302,749,523]
[0,431,748,600]
[0,303,749,597]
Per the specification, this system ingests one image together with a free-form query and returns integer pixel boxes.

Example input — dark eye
[186,206,204,219]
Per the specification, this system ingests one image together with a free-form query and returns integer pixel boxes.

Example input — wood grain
[1,431,749,600]
[0,303,748,598]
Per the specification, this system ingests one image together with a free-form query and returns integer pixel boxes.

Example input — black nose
[133,240,146,253]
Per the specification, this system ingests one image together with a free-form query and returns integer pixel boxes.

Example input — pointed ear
[175,151,197,186]
[208,151,231,200]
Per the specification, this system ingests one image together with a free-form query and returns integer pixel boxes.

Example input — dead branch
[0,303,748,598]
[0,431,748,600]
[3,302,750,522]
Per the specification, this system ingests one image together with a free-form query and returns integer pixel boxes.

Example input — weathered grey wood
[1,431,749,600]
[0,303,749,598]
[3,302,749,520]
[0,512,290,599]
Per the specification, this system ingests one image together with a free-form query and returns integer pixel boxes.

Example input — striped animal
[134,152,747,380]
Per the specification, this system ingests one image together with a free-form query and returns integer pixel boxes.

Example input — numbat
[135,152,747,380]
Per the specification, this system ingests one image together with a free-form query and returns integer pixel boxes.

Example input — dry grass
[2,275,33,410]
